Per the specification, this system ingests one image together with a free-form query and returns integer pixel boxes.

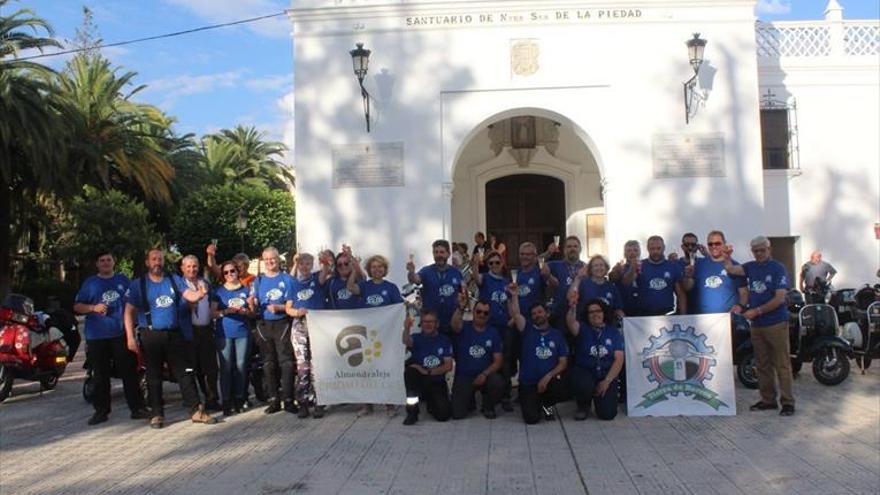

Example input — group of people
[73,228,799,430]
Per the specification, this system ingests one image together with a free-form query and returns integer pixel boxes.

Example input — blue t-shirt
[126,274,192,338]
[454,322,502,378]
[519,324,569,385]
[251,272,294,320]
[743,260,790,326]
[575,324,624,380]
[409,332,454,383]
[360,279,403,307]
[615,273,640,316]
[515,266,545,317]
[547,260,585,317]
[637,258,683,313]
[418,265,463,329]
[211,285,251,339]
[75,274,129,340]
[327,276,362,309]
[290,272,327,310]
[691,258,746,314]
[478,273,510,328]
[575,278,622,316]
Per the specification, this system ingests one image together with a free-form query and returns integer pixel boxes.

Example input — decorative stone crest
[511,39,539,77]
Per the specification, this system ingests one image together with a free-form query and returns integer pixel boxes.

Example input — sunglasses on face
[707,242,723,247]
[487,260,501,265]
[683,243,697,248]
[338,262,349,267]
[474,309,490,315]
[752,248,768,253]
[223,269,237,275]
[588,309,604,314]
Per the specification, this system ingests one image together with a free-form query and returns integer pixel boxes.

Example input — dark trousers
[519,376,567,424]
[404,367,451,421]
[501,327,519,400]
[86,335,144,415]
[256,318,294,403]
[191,324,219,405]
[140,329,201,416]
[451,372,504,419]
[570,366,619,420]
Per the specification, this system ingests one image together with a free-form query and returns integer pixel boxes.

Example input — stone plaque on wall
[332,142,404,188]
[652,133,725,178]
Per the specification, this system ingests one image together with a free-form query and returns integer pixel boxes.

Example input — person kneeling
[402,309,453,425]
[507,285,569,424]
[566,299,624,421]
[450,298,505,419]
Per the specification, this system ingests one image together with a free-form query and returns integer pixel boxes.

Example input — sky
[11,0,880,159]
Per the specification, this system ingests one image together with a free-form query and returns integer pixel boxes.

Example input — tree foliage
[56,186,161,270]
[170,185,295,263]
[201,125,294,190]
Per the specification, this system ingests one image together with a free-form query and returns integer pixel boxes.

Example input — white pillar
[825,0,845,57]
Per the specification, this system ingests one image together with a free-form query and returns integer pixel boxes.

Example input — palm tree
[201,125,293,190]
[0,0,66,296]
[55,54,176,204]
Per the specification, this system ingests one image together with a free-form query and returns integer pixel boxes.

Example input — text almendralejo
[335,369,392,379]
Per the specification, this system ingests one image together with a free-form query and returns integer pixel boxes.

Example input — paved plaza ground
[1,353,878,495]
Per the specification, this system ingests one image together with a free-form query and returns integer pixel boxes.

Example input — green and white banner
[308,304,407,405]
[624,313,736,417]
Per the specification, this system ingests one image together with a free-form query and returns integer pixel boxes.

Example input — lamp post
[349,42,372,132]
[236,209,248,253]
[683,33,707,124]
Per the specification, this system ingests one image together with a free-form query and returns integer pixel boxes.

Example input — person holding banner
[402,309,453,425]
[450,298,505,419]
[286,252,331,418]
[690,231,748,315]
[407,240,463,334]
[566,299,624,420]
[249,247,297,415]
[507,286,569,424]
[623,236,692,316]
[326,247,363,309]
[723,237,796,416]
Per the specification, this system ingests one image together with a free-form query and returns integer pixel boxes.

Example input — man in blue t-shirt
[542,235,586,326]
[74,251,147,426]
[690,230,748,315]
[248,247,298,415]
[724,236,795,416]
[508,287,569,424]
[124,248,216,429]
[609,240,642,316]
[450,299,505,419]
[406,239,463,334]
[622,236,693,315]
[402,309,453,425]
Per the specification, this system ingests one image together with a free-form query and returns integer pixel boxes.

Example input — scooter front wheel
[737,353,759,389]
[40,374,59,391]
[0,365,13,402]
[812,347,850,386]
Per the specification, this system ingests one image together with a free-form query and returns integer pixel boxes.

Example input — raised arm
[406,255,421,284]
[347,262,363,296]
[402,314,414,347]
[566,303,581,337]
[471,254,484,286]
[621,259,639,287]
[722,248,745,276]
[450,289,467,333]
[504,283,527,332]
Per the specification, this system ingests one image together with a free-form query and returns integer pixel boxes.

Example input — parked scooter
[81,350,147,404]
[840,284,880,372]
[0,294,69,402]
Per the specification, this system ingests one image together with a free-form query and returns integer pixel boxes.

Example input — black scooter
[840,285,880,372]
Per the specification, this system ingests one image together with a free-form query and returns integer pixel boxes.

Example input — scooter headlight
[842,322,862,348]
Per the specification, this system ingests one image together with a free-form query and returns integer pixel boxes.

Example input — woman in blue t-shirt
[210,261,254,416]
[327,248,364,309]
[566,298,625,420]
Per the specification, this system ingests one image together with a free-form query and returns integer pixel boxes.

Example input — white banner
[307,304,407,405]
[624,313,736,417]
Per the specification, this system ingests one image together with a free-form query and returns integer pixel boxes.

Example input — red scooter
[0,294,69,402]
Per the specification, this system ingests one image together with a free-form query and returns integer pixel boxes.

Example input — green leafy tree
[170,184,295,263]
[56,186,161,275]
[0,0,66,296]
[201,125,293,190]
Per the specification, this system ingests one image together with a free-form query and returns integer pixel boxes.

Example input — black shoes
[283,401,299,414]
[297,406,310,419]
[780,405,795,416]
[500,399,514,412]
[130,408,151,420]
[403,411,419,425]
[749,401,778,411]
[482,407,497,419]
[574,407,588,421]
[88,412,109,426]
[222,403,234,417]
[204,400,222,413]
[541,405,556,421]
[264,401,282,414]
[312,406,325,419]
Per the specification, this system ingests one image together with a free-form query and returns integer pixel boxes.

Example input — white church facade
[288,0,879,287]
